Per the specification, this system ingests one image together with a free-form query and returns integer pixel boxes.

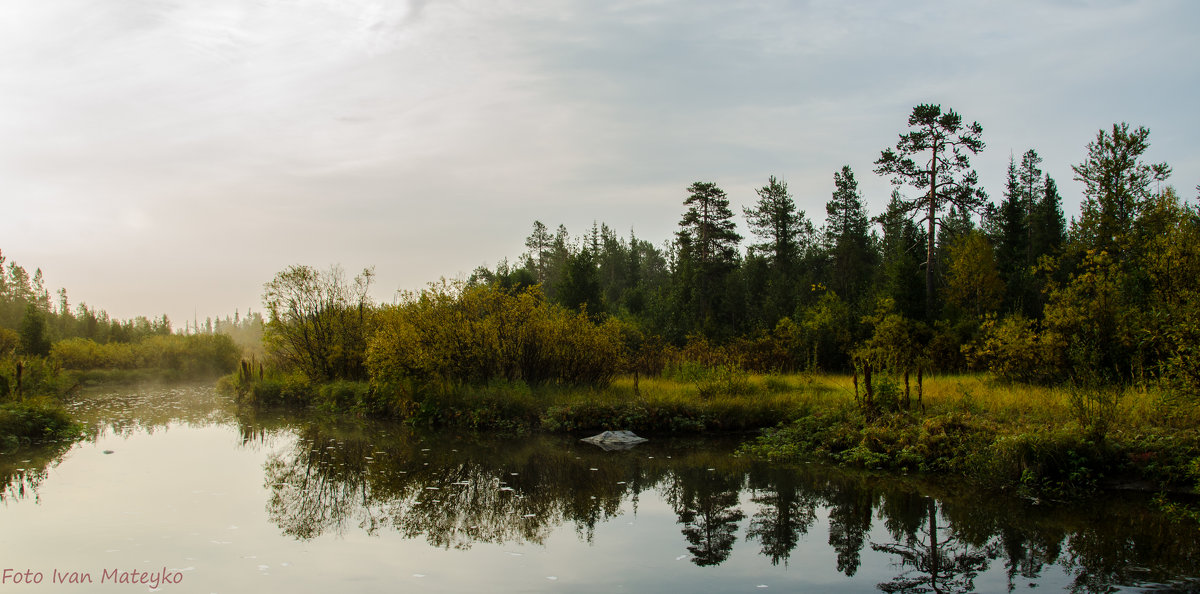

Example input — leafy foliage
[262,265,375,382]
[367,282,624,396]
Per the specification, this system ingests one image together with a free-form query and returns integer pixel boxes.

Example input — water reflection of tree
[243,409,1200,585]
[1059,506,1200,593]
[260,422,682,549]
[0,440,73,504]
[669,467,746,566]
[263,424,377,539]
[745,465,818,567]
[825,480,876,576]
[871,497,997,593]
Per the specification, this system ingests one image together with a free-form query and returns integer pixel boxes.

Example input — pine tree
[875,104,986,319]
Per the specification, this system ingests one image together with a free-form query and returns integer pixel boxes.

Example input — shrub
[367,283,623,393]
[0,398,80,450]
[50,334,240,379]
[964,313,1065,383]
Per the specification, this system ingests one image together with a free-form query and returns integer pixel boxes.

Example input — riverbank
[0,398,80,451]
[222,370,1200,501]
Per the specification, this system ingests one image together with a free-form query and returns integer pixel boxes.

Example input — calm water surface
[1,385,1198,593]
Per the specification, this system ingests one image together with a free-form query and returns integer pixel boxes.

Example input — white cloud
[0,0,1197,323]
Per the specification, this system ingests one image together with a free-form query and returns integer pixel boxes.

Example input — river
[1,384,1197,593]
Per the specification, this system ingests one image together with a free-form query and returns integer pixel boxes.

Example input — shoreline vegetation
[0,332,240,451]
[221,366,1200,502]
[4,111,1200,519]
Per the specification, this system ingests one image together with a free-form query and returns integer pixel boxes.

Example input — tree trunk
[927,175,937,321]
[926,137,938,321]
[917,367,924,412]
[863,362,873,410]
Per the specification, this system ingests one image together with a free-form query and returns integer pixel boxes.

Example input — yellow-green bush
[367,282,624,394]
[964,313,1065,384]
[49,334,240,378]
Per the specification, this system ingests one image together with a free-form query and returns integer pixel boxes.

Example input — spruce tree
[1071,123,1171,260]
[993,155,1031,314]
[676,181,742,337]
[876,190,926,320]
[743,176,812,323]
[823,166,875,305]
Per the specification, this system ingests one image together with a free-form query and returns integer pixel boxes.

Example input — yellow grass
[602,371,1197,433]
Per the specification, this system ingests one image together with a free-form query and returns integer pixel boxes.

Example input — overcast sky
[2,0,1197,327]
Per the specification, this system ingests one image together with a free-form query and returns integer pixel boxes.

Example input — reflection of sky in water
[0,385,1197,593]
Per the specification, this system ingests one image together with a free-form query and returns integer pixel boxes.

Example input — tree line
[256,105,1198,404]
[0,251,246,398]
[465,108,1196,393]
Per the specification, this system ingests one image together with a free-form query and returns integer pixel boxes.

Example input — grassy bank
[0,397,82,452]
[220,366,817,433]
[223,369,1200,502]
[741,374,1200,501]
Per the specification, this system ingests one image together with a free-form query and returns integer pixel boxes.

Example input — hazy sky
[2,0,1197,326]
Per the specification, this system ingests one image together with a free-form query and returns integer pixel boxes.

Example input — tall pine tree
[875,104,986,320]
